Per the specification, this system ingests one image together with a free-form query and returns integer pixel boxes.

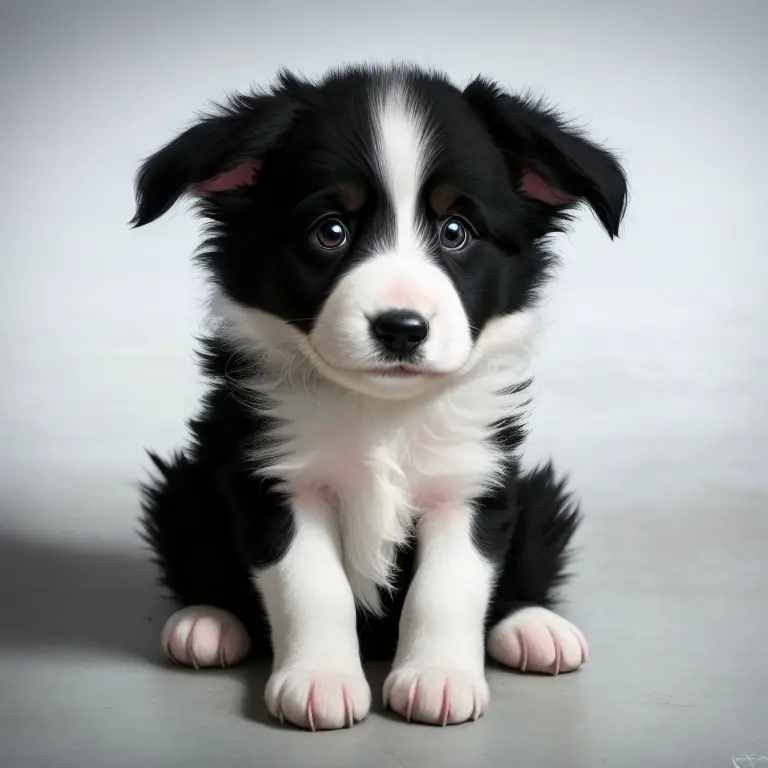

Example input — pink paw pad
[384,666,488,726]
[160,606,251,668]
[265,669,371,731]
[487,606,588,675]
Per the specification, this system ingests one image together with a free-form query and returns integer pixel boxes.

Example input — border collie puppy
[134,63,626,730]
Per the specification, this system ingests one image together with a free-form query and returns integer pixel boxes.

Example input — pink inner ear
[191,158,263,196]
[520,169,576,206]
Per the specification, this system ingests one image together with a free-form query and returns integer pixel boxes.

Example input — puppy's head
[133,65,627,400]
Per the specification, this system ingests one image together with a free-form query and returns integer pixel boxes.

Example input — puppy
[134,63,627,730]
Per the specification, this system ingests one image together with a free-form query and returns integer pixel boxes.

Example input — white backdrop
[1,0,766,548]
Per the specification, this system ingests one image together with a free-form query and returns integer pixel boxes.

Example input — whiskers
[285,351,321,405]
[222,350,259,409]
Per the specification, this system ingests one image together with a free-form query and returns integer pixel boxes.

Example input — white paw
[383,666,489,726]
[487,606,588,675]
[265,669,371,731]
[160,606,251,668]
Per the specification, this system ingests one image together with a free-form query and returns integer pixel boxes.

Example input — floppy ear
[130,90,300,228]
[463,77,628,238]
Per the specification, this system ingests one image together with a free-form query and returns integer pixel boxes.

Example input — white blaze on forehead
[306,78,475,399]
[372,82,436,256]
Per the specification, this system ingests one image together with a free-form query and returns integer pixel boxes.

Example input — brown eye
[312,218,349,251]
[439,217,470,251]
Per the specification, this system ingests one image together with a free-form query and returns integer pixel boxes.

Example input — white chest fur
[248,368,527,612]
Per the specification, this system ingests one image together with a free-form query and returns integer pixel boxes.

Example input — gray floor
[2,1,767,766]
[2,475,766,767]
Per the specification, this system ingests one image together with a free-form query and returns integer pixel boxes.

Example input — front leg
[384,504,494,725]
[254,493,371,730]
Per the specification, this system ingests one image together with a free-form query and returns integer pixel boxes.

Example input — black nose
[372,310,429,356]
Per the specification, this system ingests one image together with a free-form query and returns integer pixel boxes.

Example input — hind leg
[486,464,589,675]
[161,605,252,668]
[487,606,588,675]
[141,452,271,667]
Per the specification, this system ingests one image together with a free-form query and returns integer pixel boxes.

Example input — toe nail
[306,683,316,732]
[516,628,528,672]
[406,679,418,722]
[343,684,354,728]
[440,680,450,727]
[165,642,180,665]
[186,617,201,669]
[553,634,562,676]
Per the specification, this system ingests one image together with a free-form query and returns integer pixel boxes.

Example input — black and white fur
[134,64,627,730]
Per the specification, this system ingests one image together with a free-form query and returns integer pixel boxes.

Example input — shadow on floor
[0,530,169,662]
[0,530,280,723]
[0,531,396,726]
